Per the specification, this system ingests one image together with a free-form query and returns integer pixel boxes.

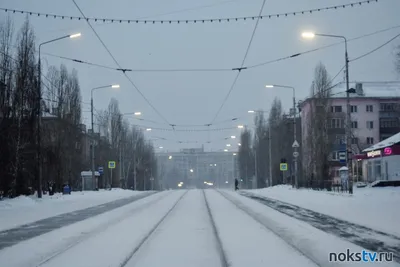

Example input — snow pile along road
[220,190,400,267]
[245,185,400,236]
[0,189,148,231]
[0,190,181,267]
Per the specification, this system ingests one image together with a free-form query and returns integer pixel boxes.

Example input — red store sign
[366,145,400,158]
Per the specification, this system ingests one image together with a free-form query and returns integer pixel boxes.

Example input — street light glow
[233,153,237,156]
[226,144,231,147]
[111,84,120,88]
[159,146,163,149]
[134,112,141,116]
[146,128,152,131]
[301,32,315,39]
[238,143,241,146]
[265,85,274,88]
[248,110,255,113]
[168,156,172,160]
[231,136,236,139]
[224,149,228,152]
[238,125,244,129]
[214,164,217,166]
[69,33,81,39]
[190,169,194,173]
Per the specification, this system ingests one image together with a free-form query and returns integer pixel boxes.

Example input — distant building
[156,146,238,189]
[300,82,400,181]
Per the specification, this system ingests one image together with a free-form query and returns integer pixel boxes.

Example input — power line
[42,52,233,72]
[0,0,379,25]
[350,32,400,62]
[210,0,267,124]
[71,0,172,128]
[247,24,400,69]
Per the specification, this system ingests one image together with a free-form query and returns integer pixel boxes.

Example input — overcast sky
[2,0,400,152]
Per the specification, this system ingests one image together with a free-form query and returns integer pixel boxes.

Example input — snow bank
[245,185,400,237]
[0,189,148,231]
[0,190,178,267]
[221,190,399,267]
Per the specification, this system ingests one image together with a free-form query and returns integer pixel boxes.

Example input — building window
[351,121,358,129]
[331,151,338,161]
[351,138,358,144]
[330,106,343,113]
[366,105,373,112]
[380,119,399,128]
[351,105,357,113]
[367,137,374,144]
[380,103,399,112]
[330,118,344,128]
[366,121,374,129]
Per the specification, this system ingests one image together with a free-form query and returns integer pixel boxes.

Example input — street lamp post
[37,33,81,198]
[90,84,119,190]
[302,32,352,194]
[265,85,298,189]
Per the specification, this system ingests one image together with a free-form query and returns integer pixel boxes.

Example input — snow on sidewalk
[221,190,400,267]
[0,190,182,267]
[125,190,221,267]
[245,185,400,237]
[0,189,148,232]
[205,189,317,267]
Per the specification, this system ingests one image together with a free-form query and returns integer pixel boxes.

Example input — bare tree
[238,128,254,189]
[304,62,333,188]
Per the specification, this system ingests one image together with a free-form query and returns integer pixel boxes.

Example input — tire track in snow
[118,190,188,267]
[34,191,173,267]
[202,189,229,267]
[239,191,400,263]
[217,190,322,267]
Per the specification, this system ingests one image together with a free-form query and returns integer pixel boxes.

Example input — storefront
[360,133,400,182]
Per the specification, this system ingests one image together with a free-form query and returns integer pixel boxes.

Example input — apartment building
[300,82,400,180]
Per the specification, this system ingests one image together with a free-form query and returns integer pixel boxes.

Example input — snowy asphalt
[240,191,400,263]
[0,191,156,250]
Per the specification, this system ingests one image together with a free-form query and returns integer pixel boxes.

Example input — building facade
[156,147,238,189]
[300,82,400,181]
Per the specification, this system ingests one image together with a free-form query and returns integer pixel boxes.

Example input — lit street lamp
[302,31,352,194]
[238,125,244,129]
[265,84,298,188]
[37,33,81,198]
[91,84,120,190]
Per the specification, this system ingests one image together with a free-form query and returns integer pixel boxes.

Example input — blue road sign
[98,167,104,174]
[339,151,346,163]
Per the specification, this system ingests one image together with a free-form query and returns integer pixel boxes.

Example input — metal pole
[254,143,257,189]
[293,88,298,189]
[37,46,43,198]
[345,38,353,194]
[119,138,122,187]
[269,128,272,187]
[91,93,95,190]
[133,152,137,190]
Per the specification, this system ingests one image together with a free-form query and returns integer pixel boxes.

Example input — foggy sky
[2,0,400,152]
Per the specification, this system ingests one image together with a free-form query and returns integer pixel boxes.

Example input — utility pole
[37,45,43,198]
[344,39,353,194]
[119,138,122,188]
[268,129,272,187]
[254,141,258,189]
[90,93,95,190]
[292,88,299,189]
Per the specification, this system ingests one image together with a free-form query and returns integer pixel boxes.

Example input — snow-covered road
[1,189,399,267]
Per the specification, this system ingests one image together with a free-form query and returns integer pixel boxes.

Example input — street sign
[108,161,116,169]
[292,140,300,148]
[98,167,104,174]
[293,151,299,157]
[280,163,288,171]
[339,151,346,163]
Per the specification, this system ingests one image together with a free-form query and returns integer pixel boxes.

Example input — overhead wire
[210,0,267,124]
[71,0,172,129]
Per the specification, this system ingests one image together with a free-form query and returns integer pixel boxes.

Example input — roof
[363,132,400,152]
[331,82,400,98]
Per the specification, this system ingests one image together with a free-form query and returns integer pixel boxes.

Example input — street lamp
[146,128,152,131]
[159,146,163,149]
[37,33,81,198]
[231,136,236,139]
[238,125,244,129]
[224,149,228,152]
[226,144,231,147]
[265,84,298,188]
[168,155,172,160]
[90,84,120,190]
[248,110,255,113]
[302,31,352,194]
[190,169,194,173]
[134,112,141,116]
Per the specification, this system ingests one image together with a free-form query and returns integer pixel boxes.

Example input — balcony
[380,127,400,135]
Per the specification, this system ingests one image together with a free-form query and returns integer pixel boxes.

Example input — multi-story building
[156,146,238,189]
[300,82,400,181]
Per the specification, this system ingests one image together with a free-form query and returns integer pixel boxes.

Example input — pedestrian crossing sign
[280,163,288,171]
[108,161,116,169]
